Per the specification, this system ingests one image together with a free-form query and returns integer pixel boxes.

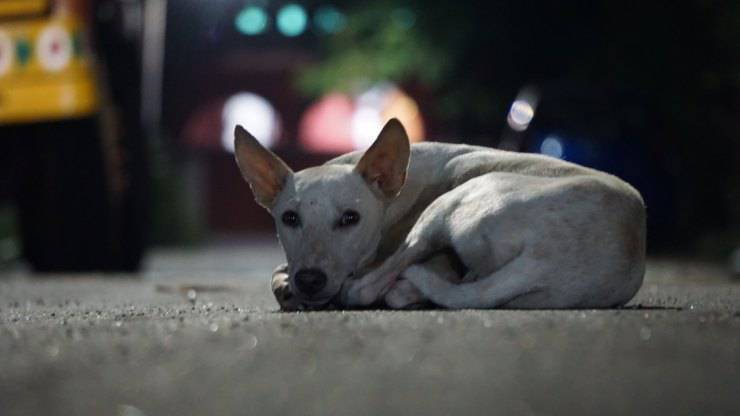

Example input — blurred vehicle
[0,0,147,271]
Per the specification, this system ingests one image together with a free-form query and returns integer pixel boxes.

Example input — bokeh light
[298,93,355,153]
[276,4,308,37]
[235,6,269,36]
[507,99,534,131]
[352,84,425,149]
[299,83,424,153]
[540,135,564,159]
[314,6,346,35]
[382,88,424,142]
[351,104,384,149]
[222,92,281,152]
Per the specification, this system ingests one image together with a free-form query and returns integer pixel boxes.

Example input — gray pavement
[0,239,738,416]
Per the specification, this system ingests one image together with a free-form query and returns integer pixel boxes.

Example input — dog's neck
[376,178,451,261]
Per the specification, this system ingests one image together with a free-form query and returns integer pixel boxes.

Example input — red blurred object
[299,86,425,154]
[298,93,355,154]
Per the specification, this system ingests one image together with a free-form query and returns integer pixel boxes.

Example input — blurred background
[0,0,738,273]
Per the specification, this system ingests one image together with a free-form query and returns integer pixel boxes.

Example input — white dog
[234,119,646,309]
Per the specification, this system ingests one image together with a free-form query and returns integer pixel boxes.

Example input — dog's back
[328,142,644,264]
[331,141,646,308]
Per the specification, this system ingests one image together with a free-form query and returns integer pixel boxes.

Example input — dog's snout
[294,268,327,296]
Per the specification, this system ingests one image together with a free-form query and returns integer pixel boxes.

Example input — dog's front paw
[273,284,297,310]
[271,264,303,311]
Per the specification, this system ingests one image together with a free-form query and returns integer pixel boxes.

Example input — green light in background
[314,6,345,35]
[276,4,307,37]
[235,6,269,36]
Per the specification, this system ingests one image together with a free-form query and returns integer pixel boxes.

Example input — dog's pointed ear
[355,118,411,198]
[234,125,293,209]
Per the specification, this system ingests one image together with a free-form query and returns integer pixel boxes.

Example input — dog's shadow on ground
[272,303,685,313]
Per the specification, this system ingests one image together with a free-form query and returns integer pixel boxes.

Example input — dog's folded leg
[384,279,428,309]
[271,263,305,311]
[343,239,433,307]
[385,252,463,309]
[404,259,543,309]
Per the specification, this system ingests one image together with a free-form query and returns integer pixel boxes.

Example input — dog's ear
[234,125,293,209]
[355,118,411,198]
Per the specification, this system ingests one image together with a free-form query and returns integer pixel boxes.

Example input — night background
[160,0,740,259]
[1,0,739,268]
[163,1,740,255]
[0,1,739,415]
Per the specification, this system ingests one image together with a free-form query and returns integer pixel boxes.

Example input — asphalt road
[1,240,738,416]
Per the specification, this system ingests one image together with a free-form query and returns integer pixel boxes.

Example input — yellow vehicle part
[0,1,48,18]
[0,13,99,125]
[0,74,97,124]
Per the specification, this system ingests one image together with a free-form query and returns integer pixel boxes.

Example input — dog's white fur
[235,119,646,309]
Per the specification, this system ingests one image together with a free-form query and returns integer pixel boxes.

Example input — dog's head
[234,118,410,306]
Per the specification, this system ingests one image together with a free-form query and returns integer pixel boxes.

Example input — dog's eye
[338,210,361,228]
[281,210,301,228]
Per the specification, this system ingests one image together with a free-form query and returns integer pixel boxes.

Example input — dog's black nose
[294,268,327,296]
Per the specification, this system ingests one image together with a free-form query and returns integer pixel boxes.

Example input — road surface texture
[1,239,738,416]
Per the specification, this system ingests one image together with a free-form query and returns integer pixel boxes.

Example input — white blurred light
[222,92,280,152]
[349,83,426,149]
[540,136,564,159]
[351,106,383,149]
[350,84,392,148]
[507,99,535,132]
